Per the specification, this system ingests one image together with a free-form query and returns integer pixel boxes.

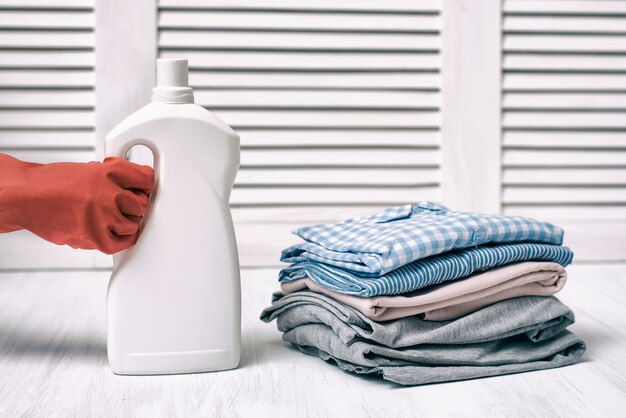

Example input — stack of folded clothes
[260,202,586,385]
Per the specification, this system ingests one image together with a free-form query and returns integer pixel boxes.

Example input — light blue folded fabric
[283,202,565,277]
[280,242,573,297]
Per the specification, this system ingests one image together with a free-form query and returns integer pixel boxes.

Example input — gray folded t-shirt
[260,291,586,385]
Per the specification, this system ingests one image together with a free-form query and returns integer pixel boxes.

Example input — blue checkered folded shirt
[280,242,573,297]
[282,202,565,277]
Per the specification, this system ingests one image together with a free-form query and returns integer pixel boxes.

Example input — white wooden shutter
[501,0,626,260]
[0,0,109,268]
[158,0,443,265]
[4,0,616,269]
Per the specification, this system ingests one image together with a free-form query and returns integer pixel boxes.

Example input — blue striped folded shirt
[279,243,573,298]
[283,202,565,277]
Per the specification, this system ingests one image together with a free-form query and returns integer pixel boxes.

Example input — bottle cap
[151,58,194,104]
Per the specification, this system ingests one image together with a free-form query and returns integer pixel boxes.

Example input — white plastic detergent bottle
[104,58,241,375]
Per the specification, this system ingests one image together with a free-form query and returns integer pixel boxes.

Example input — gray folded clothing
[260,291,586,386]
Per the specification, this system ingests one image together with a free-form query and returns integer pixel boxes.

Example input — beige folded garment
[280,261,567,321]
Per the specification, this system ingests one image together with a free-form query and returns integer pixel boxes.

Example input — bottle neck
[151,86,194,104]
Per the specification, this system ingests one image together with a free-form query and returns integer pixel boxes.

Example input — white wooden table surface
[0,264,625,417]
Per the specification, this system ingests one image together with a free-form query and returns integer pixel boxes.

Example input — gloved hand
[0,153,154,254]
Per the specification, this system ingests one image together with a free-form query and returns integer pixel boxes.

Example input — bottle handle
[105,137,161,255]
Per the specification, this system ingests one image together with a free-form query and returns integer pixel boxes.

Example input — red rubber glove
[0,153,154,254]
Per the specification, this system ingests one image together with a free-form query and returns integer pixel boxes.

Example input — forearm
[0,153,38,233]
[0,154,153,252]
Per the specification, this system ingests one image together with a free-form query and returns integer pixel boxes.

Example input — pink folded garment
[280,261,567,321]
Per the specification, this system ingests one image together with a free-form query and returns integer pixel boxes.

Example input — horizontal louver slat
[504,16,626,33]
[189,72,439,89]
[0,110,94,128]
[195,90,439,109]
[503,187,626,204]
[0,1,94,8]
[0,90,94,107]
[0,51,94,68]
[0,11,94,29]
[504,55,626,72]
[1,149,95,163]
[0,71,94,87]
[230,186,439,206]
[238,130,439,147]
[503,112,626,129]
[503,150,626,167]
[161,50,440,70]
[504,1,626,15]
[0,131,94,148]
[236,168,438,186]
[504,74,626,91]
[214,110,439,128]
[503,205,626,221]
[504,35,626,53]
[159,0,440,13]
[0,32,94,48]
[159,11,438,32]
[503,93,626,110]
[240,148,439,167]
[160,31,438,50]
[503,132,626,148]
[503,168,626,185]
